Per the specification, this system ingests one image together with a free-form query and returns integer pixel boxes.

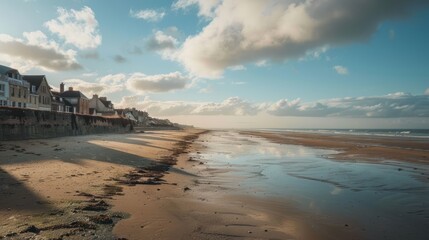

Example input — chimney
[93,94,98,99]
[69,87,73,91]
[99,97,107,101]
[60,83,64,93]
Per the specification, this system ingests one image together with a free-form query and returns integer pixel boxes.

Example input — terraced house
[0,65,29,108]
[22,75,53,111]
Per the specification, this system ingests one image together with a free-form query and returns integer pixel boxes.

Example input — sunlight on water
[195,131,429,240]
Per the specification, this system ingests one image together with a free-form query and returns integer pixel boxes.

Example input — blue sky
[0,0,428,128]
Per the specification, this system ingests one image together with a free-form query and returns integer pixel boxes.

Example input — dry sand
[0,129,210,239]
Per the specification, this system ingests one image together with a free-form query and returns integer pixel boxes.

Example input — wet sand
[1,129,428,239]
[240,130,429,164]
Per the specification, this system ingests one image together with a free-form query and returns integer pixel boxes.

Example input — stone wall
[0,107,132,140]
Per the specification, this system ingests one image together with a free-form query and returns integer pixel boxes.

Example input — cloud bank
[176,0,428,77]
[126,72,190,93]
[117,92,429,118]
[0,31,81,72]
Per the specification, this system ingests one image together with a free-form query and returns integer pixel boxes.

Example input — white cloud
[99,73,126,85]
[334,65,348,75]
[267,93,429,118]
[176,0,427,78]
[146,30,178,51]
[116,92,429,118]
[130,9,165,22]
[63,79,113,97]
[126,72,190,93]
[0,32,81,72]
[228,65,246,71]
[63,74,126,96]
[82,72,98,77]
[199,87,212,94]
[116,96,260,116]
[45,6,101,49]
[255,60,269,67]
[172,0,221,18]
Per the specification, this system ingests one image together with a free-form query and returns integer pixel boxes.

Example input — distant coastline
[252,128,429,138]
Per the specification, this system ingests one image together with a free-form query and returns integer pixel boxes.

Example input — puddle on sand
[194,131,429,240]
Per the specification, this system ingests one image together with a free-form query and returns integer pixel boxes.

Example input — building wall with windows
[22,75,52,111]
[0,76,9,106]
[7,77,29,108]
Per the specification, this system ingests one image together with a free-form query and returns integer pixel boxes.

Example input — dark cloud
[113,55,126,63]
[0,40,81,71]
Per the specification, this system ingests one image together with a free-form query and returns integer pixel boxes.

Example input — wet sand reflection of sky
[195,131,429,240]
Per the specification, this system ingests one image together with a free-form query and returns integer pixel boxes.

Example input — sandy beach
[1,129,428,239]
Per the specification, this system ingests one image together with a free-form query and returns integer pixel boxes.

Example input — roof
[0,65,18,75]
[51,91,73,106]
[51,91,61,97]
[99,99,113,108]
[60,90,89,100]
[22,75,46,89]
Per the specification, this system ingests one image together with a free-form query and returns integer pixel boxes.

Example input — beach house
[51,91,73,113]
[22,75,53,111]
[59,83,90,114]
[0,73,9,107]
[0,65,29,108]
[89,94,115,116]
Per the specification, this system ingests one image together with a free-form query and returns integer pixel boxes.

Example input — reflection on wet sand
[193,131,429,240]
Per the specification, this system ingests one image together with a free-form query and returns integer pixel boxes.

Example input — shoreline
[240,130,429,165]
[1,129,428,239]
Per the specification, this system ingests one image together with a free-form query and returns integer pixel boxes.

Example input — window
[18,102,21,107]
[39,95,41,103]
[18,88,21,98]
[0,84,4,91]
[32,85,36,93]
[23,103,26,108]
[11,87,15,97]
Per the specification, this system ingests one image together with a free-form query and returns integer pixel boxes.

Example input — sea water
[195,131,429,240]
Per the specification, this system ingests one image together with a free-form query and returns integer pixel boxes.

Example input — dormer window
[32,85,36,93]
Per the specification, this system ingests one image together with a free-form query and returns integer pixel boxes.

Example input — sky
[0,0,428,129]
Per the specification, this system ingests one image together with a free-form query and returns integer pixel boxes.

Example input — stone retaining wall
[0,107,132,140]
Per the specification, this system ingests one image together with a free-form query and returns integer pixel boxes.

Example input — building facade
[23,75,53,111]
[0,65,29,108]
[0,75,9,106]
[89,94,115,116]
[59,84,90,114]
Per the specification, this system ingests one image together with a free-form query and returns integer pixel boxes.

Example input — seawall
[0,107,132,140]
